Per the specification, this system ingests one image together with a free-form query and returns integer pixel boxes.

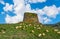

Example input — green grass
[0,22,60,39]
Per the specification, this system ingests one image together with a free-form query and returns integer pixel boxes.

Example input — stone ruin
[23,12,39,23]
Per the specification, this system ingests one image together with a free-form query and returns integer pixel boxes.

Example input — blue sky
[0,0,60,24]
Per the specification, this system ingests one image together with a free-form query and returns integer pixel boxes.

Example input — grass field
[0,22,60,39]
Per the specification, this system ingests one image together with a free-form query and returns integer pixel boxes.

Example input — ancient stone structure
[23,12,39,23]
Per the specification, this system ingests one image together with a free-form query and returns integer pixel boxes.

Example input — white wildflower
[34,27,36,29]
[46,29,49,32]
[32,30,34,33]
[19,26,22,28]
[54,29,59,32]
[42,33,45,36]
[37,27,41,30]
[16,26,19,29]
[38,33,42,37]
[57,31,60,34]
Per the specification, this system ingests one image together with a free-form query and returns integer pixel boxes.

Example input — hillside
[0,12,60,39]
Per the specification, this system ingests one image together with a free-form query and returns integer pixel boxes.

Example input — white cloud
[25,4,31,12]
[36,9,45,15]
[25,4,37,13]
[5,0,26,23]
[1,12,5,14]
[38,16,44,23]
[43,17,51,23]
[28,0,37,3]
[13,0,26,14]
[0,0,5,5]
[38,0,46,3]
[43,5,59,18]
[3,3,13,12]
[27,0,46,3]
[5,14,23,23]
[36,5,60,23]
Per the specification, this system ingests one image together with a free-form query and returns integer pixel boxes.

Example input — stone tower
[23,12,39,23]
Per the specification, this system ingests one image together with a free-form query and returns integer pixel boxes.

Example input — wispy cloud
[3,3,13,12]
[0,0,5,5]
[25,0,46,3]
